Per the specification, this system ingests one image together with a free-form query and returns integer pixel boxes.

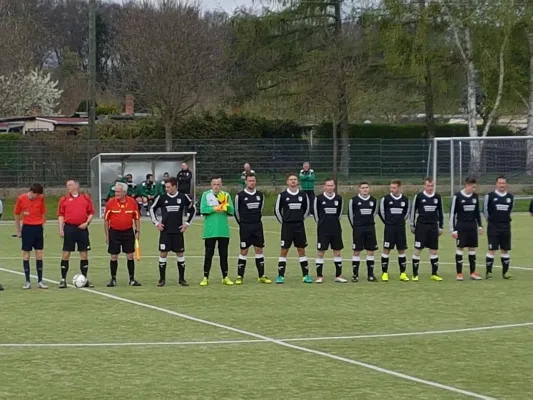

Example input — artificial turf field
[1,216,532,400]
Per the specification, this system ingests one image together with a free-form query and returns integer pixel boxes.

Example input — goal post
[431,136,533,197]
[90,152,197,218]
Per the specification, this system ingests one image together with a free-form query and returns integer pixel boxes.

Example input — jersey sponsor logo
[324,208,337,214]
[288,203,302,210]
[423,205,437,212]
[390,208,403,214]
[360,209,373,215]
[496,204,510,211]
[463,205,475,211]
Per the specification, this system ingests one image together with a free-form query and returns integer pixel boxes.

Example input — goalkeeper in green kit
[200,176,234,286]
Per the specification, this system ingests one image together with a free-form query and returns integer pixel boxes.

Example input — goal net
[431,136,533,197]
[90,152,197,218]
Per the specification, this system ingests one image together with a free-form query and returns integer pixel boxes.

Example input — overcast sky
[106,0,258,14]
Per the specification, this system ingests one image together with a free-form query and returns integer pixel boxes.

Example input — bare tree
[115,0,226,151]
[440,0,513,177]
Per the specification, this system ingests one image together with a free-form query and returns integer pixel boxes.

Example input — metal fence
[0,137,442,187]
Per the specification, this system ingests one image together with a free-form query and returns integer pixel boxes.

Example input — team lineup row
[0,173,520,292]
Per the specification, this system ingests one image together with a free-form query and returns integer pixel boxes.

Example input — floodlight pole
[88,0,96,141]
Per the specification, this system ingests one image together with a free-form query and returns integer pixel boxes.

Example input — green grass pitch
[1,216,533,400]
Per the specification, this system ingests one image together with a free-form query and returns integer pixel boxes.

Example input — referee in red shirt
[57,180,95,288]
[104,182,141,287]
[14,183,48,290]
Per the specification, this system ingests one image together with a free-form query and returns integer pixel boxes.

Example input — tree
[115,0,227,151]
[0,69,63,116]
[440,0,515,177]
[230,1,370,175]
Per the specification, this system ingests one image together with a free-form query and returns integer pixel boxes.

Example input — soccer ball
[72,274,87,288]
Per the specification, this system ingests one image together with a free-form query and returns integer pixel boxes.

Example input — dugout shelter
[90,152,197,218]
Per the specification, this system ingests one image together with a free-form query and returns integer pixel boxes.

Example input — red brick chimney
[125,95,134,116]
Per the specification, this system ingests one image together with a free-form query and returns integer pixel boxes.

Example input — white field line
[0,254,531,271]
[1,322,532,349]
[0,267,496,400]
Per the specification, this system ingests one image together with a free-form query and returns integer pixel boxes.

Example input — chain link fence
[0,137,446,187]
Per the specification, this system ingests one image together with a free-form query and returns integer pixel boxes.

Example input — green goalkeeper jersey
[157,180,166,196]
[200,189,234,239]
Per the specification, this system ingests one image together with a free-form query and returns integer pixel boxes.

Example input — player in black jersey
[234,173,271,285]
[313,178,346,283]
[274,173,311,284]
[348,181,378,282]
[483,176,514,279]
[149,177,196,287]
[378,180,410,282]
[450,177,483,281]
[409,178,444,282]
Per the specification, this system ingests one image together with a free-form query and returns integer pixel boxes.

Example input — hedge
[314,122,515,139]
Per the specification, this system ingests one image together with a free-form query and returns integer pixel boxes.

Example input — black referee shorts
[63,224,91,252]
[108,228,135,255]
[239,222,265,249]
[21,225,44,251]
[159,232,185,253]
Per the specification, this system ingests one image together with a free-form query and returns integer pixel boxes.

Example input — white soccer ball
[72,274,87,288]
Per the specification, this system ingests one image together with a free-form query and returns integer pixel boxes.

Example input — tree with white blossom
[0,69,63,117]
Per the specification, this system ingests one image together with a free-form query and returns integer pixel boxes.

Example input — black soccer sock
[412,255,420,277]
[468,251,476,274]
[455,251,463,274]
[277,257,287,277]
[60,260,69,280]
[333,256,343,277]
[381,254,389,273]
[23,260,30,281]
[127,259,135,281]
[158,257,167,281]
[110,260,118,279]
[501,254,510,275]
[352,256,360,277]
[430,255,439,275]
[486,254,494,274]
[80,259,89,278]
[237,255,247,277]
[203,239,215,278]
[177,256,185,281]
[366,256,375,277]
[255,254,265,277]
[36,259,43,282]
[398,255,407,274]
[219,238,229,278]
[316,258,324,277]
[299,256,309,277]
